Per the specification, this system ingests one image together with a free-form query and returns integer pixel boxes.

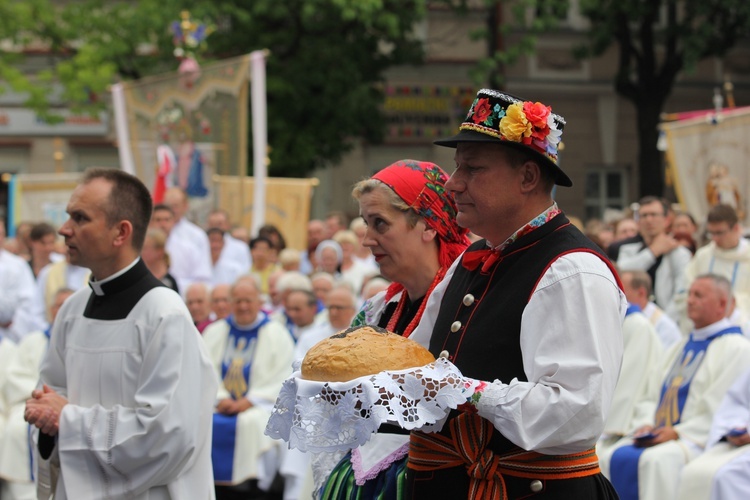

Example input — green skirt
[320,452,408,500]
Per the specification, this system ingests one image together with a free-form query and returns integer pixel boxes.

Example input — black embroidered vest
[428,214,617,453]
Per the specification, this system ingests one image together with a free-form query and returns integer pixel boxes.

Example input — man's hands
[24,385,68,436]
[216,397,253,415]
[648,233,680,257]
[726,428,750,447]
[632,425,679,448]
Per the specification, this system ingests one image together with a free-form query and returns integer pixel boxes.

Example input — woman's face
[358,188,431,282]
[672,214,696,236]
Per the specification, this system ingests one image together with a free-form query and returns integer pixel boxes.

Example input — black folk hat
[435,89,572,187]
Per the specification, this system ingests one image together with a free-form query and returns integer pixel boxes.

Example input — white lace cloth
[265,358,478,453]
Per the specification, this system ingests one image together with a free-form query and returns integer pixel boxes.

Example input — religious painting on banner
[661,106,750,224]
[116,54,252,218]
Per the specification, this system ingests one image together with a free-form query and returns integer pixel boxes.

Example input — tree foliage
[577,0,750,196]
[0,0,427,176]
[438,0,750,196]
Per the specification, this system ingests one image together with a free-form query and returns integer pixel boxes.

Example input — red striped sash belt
[408,413,601,499]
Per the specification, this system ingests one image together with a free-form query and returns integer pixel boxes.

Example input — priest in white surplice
[677,365,750,500]
[202,275,294,493]
[601,274,750,500]
[24,168,218,500]
[151,203,212,294]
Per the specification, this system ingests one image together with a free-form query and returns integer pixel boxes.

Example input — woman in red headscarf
[319,159,470,499]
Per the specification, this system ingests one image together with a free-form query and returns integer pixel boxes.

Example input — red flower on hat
[524,101,552,141]
[471,98,492,124]
[523,102,550,128]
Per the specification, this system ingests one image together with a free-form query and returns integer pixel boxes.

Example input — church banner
[661,107,750,224]
[116,54,252,199]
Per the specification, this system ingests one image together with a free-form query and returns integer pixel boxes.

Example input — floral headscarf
[371,159,470,270]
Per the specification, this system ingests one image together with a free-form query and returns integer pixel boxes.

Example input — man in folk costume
[603,274,750,500]
[24,168,218,500]
[404,89,627,498]
[202,275,295,496]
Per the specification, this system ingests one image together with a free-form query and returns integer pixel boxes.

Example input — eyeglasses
[707,229,730,237]
[637,212,664,219]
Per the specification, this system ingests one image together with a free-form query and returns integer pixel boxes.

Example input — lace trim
[351,442,409,485]
[265,358,478,453]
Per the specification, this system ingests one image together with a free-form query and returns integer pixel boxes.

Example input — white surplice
[0,330,47,499]
[35,265,218,500]
[600,319,750,500]
[202,317,294,486]
[677,366,750,500]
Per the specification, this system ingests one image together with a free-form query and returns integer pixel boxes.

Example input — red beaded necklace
[386,266,447,338]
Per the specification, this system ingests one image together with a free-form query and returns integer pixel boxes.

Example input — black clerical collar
[84,258,166,320]
[89,258,142,296]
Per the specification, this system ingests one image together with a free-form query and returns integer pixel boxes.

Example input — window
[584,166,628,220]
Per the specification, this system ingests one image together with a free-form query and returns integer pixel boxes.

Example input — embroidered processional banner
[117,54,251,196]
[661,107,750,224]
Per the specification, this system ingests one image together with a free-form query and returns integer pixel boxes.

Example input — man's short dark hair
[30,222,57,242]
[250,236,274,250]
[707,204,739,227]
[153,203,175,216]
[500,145,555,192]
[82,168,152,251]
[638,196,669,216]
[624,270,653,296]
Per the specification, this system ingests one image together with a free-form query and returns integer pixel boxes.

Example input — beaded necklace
[386,266,447,338]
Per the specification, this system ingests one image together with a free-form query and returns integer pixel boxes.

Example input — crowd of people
[0,87,749,500]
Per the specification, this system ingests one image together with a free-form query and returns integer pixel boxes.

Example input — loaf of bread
[301,325,436,382]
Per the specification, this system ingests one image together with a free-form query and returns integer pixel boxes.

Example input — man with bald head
[186,283,214,333]
[605,274,750,500]
[211,283,232,320]
[202,276,294,496]
[150,203,208,294]
[163,187,212,291]
[326,284,357,331]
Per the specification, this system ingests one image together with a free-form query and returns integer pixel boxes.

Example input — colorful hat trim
[435,89,572,187]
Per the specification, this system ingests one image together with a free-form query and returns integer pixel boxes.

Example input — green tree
[439,0,750,197]
[0,0,427,177]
